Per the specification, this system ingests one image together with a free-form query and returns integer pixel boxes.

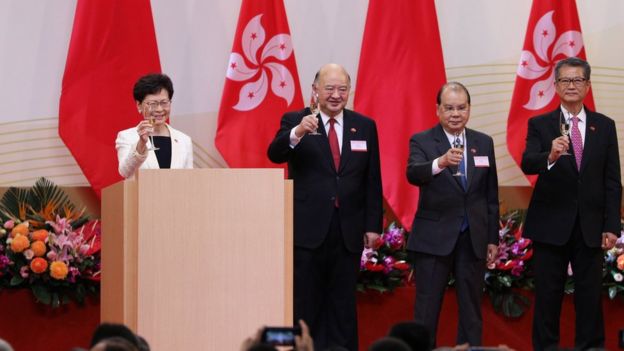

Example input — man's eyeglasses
[143,100,172,109]
[441,105,469,115]
[322,85,349,95]
[556,77,587,87]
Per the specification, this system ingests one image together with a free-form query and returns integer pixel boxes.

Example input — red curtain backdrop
[354,0,446,230]
[506,0,594,185]
[59,0,161,195]
[216,0,303,169]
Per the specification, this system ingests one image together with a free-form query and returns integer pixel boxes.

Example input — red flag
[216,0,303,168]
[354,0,446,231]
[59,0,161,195]
[507,0,594,185]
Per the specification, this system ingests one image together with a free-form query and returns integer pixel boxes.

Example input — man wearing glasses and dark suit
[522,57,622,351]
[406,82,499,349]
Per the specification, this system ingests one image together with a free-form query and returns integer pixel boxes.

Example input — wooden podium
[101,169,293,350]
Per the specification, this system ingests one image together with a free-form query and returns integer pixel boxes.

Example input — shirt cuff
[432,157,444,175]
[289,127,302,148]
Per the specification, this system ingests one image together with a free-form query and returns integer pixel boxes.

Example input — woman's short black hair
[133,73,174,103]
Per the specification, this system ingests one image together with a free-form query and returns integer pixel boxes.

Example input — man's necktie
[328,118,340,170]
[570,116,583,171]
[455,137,469,232]
[328,118,340,207]
[457,143,467,191]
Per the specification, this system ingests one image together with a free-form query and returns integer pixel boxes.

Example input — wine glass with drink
[308,92,321,136]
[559,110,570,155]
[144,103,159,151]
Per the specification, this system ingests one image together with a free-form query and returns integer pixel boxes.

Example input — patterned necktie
[458,155,467,191]
[570,116,583,171]
[328,118,340,170]
[454,136,469,232]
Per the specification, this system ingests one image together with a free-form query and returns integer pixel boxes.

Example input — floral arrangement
[358,222,411,292]
[0,178,100,307]
[484,210,534,318]
[358,208,624,319]
[602,217,624,300]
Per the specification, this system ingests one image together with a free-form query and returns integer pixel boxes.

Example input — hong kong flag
[216,0,303,168]
[355,0,446,231]
[59,0,161,195]
[506,0,594,185]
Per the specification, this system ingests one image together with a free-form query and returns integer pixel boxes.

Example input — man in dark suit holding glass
[267,63,383,351]
[522,57,622,351]
[406,82,499,348]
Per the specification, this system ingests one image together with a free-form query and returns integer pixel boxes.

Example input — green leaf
[0,186,31,220]
[10,275,24,286]
[32,284,52,305]
[29,178,72,214]
[369,285,388,293]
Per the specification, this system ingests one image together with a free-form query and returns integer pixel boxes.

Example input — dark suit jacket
[267,108,383,253]
[406,124,499,259]
[521,107,621,246]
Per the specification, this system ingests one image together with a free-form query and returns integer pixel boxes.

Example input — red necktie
[328,118,340,170]
[570,115,583,171]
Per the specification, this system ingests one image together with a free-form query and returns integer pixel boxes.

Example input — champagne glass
[559,110,570,155]
[144,104,159,151]
[452,132,464,177]
[308,92,321,136]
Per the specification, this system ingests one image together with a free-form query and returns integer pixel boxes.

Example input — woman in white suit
[116,73,193,178]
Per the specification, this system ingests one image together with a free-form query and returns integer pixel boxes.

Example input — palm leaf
[0,178,89,227]
[0,185,31,221]
[29,177,73,214]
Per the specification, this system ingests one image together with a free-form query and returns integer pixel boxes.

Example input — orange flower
[10,234,30,253]
[30,257,48,274]
[50,261,69,280]
[30,240,47,257]
[617,254,624,271]
[31,229,48,242]
[10,222,29,238]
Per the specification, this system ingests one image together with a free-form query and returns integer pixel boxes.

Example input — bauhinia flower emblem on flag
[225,14,296,111]
[516,11,584,110]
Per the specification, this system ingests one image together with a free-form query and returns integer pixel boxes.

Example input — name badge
[351,140,367,152]
[474,156,490,167]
